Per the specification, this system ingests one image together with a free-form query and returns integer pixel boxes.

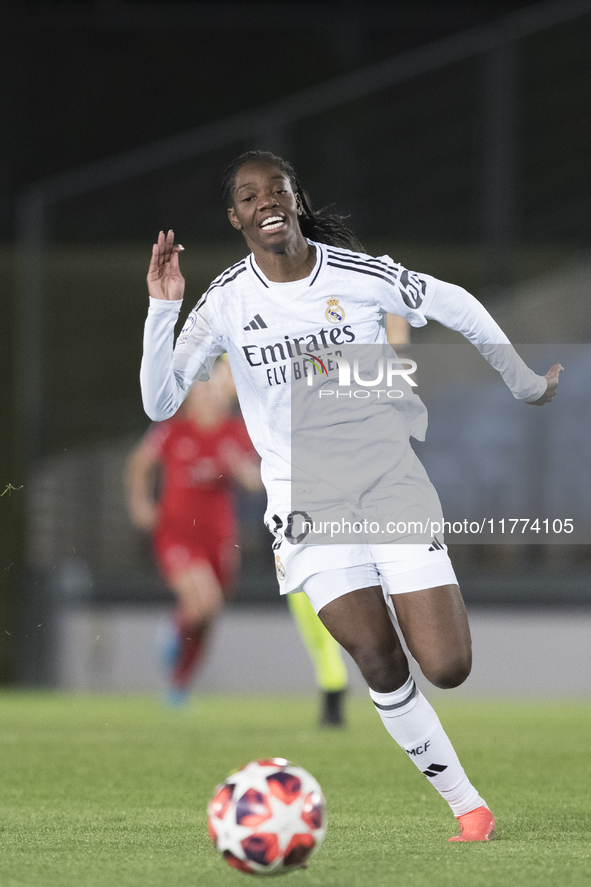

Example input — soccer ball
[207,757,327,876]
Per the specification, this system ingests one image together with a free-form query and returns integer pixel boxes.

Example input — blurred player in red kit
[126,358,261,704]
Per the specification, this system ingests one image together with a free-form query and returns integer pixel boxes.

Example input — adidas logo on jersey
[428,538,444,551]
[243,314,268,331]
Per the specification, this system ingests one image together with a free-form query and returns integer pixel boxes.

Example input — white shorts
[300,543,457,614]
[271,452,449,595]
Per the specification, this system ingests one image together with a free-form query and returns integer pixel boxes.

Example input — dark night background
[1,0,591,684]
[1,0,543,230]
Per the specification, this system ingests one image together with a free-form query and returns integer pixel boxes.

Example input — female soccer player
[139,151,562,840]
[126,361,261,704]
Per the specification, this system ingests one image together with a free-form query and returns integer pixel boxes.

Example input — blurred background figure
[126,359,261,704]
[287,591,348,726]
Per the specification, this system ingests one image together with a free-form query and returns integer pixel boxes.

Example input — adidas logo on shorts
[428,538,444,551]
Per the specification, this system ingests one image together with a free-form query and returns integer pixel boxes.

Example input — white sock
[369,676,487,817]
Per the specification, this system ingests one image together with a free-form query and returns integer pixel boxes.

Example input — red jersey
[144,416,255,586]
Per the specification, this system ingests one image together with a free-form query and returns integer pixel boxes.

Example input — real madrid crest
[325,298,345,324]
[275,555,286,581]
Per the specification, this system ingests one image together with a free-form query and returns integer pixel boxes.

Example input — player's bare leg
[164,562,225,703]
[390,584,472,689]
[172,561,225,625]
[318,586,494,841]
[317,586,409,691]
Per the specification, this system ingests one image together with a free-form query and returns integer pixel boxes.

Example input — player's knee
[424,651,472,689]
[352,641,408,693]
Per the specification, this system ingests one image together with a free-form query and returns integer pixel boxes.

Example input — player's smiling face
[227,161,305,253]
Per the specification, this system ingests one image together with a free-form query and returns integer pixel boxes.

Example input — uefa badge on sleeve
[325,299,345,323]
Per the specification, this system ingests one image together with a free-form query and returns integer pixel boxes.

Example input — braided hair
[222,150,365,252]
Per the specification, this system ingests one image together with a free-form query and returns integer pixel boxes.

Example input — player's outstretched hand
[528,363,564,405]
[147,229,185,301]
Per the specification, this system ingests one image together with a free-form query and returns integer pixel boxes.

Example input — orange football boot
[448,806,495,842]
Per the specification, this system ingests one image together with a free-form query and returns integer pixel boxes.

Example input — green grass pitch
[0,692,590,887]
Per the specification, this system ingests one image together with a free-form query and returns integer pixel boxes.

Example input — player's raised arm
[141,230,187,421]
[141,233,226,423]
[424,278,562,405]
[147,229,185,301]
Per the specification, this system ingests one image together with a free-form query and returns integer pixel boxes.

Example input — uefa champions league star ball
[207,758,327,876]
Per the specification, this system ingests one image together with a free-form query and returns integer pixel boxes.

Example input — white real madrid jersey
[141,241,547,587]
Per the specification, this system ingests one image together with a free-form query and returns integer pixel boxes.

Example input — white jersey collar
[247,241,324,290]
